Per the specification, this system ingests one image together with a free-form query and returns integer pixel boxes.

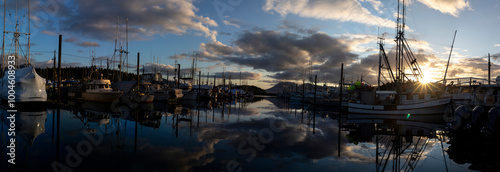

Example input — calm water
[0,97,490,171]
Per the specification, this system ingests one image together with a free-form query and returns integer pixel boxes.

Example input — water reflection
[0,97,487,171]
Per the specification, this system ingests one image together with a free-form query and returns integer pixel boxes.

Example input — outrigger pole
[443,30,457,86]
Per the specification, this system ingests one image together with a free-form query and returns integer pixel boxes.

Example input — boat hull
[348,98,451,115]
[82,92,122,103]
[141,95,154,103]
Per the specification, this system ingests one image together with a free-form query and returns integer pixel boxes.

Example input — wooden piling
[57,35,62,103]
[137,52,140,96]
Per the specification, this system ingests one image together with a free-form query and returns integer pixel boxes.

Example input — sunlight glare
[421,77,433,84]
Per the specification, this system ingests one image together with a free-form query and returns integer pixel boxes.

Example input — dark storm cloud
[197,28,440,85]
[223,30,358,75]
[490,53,500,60]
[18,0,218,41]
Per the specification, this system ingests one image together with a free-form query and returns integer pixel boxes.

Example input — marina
[1,0,500,171]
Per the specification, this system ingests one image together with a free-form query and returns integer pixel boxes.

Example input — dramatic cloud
[54,0,218,41]
[199,29,358,82]
[415,0,471,17]
[214,71,262,80]
[263,0,395,28]
[198,41,235,62]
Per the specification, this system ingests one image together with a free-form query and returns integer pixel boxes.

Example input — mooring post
[338,63,343,157]
[57,35,62,103]
[313,75,317,134]
[137,52,140,96]
[52,50,56,100]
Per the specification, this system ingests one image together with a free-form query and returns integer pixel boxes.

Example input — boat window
[419,94,424,99]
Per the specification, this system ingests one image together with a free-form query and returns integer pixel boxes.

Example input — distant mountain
[266,82,327,94]
[233,85,267,95]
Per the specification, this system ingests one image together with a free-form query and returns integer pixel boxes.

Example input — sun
[421,77,433,84]
[419,70,436,84]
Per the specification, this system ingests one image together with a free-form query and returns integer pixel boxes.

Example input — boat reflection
[1,108,47,147]
[447,124,500,171]
[1,107,47,170]
[346,114,449,172]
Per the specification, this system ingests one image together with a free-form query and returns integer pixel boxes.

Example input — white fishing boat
[1,65,47,102]
[347,0,450,116]
[1,1,47,103]
[82,79,123,102]
[348,90,450,115]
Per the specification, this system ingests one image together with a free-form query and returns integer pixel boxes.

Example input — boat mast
[394,0,423,90]
[118,16,122,81]
[126,18,129,74]
[112,16,118,81]
[443,30,457,86]
[1,0,5,76]
[395,0,405,90]
[28,0,30,64]
[378,36,382,90]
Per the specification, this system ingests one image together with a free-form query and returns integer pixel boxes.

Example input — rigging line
[30,50,54,53]
[362,62,379,79]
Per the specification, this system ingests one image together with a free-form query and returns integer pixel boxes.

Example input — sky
[1,0,499,89]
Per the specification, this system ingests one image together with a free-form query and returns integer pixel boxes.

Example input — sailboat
[1,0,47,103]
[347,0,450,116]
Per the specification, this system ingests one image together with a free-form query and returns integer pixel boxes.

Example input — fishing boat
[142,73,183,101]
[1,65,47,102]
[112,80,155,103]
[1,1,47,103]
[347,0,450,116]
[81,79,123,102]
